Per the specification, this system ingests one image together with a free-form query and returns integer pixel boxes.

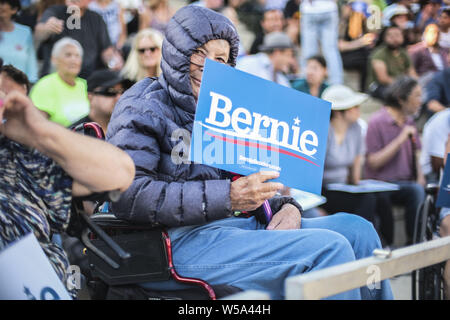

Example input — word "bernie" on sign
[201,91,319,158]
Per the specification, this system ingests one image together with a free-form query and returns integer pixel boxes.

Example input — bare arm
[427,99,447,113]
[101,46,124,71]
[338,33,376,52]
[366,125,416,170]
[34,17,64,44]
[416,150,426,186]
[0,91,135,197]
[117,7,128,50]
[371,59,394,85]
[408,66,418,79]
[348,154,362,185]
[138,7,150,31]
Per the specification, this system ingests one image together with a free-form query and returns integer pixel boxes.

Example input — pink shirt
[364,107,421,182]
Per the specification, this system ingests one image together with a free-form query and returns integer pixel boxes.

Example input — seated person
[0,64,30,95]
[71,69,126,134]
[30,37,90,127]
[409,23,449,79]
[249,8,285,55]
[338,1,377,92]
[420,110,450,298]
[106,5,393,300]
[383,3,417,46]
[290,55,329,98]
[415,0,443,32]
[320,84,377,223]
[365,76,426,245]
[0,64,135,298]
[120,28,164,85]
[367,25,417,100]
[425,66,450,113]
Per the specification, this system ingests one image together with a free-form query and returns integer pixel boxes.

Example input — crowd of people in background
[1,0,450,298]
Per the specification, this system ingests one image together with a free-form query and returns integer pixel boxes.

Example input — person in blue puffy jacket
[106,5,393,300]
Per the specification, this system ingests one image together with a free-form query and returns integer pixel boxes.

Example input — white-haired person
[120,28,163,85]
[30,37,90,127]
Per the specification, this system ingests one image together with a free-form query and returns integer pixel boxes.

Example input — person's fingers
[259,182,284,194]
[259,190,279,201]
[254,170,280,183]
[50,24,63,34]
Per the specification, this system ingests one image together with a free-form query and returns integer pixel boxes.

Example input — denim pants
[300,10,343,84]
[142,213,393,300]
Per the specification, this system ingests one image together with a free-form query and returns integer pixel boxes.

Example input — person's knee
[310,229,356,264]
[440,215,450,237]
[334,212,381,249]
[409,183,425,203]
[335,212,377,234]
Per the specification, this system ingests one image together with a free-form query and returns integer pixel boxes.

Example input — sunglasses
[137,46,158,54]
[93,88,124,97]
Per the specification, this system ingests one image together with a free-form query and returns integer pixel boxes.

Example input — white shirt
[420,108,450,176]
[236,53,291,88]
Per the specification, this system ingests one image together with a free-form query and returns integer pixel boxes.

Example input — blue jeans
[300,10,343,84]
[141,213,393,300]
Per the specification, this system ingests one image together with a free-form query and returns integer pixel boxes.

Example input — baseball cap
[87,69,125,92]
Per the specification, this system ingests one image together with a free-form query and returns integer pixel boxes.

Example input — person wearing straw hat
[320,85,379,224]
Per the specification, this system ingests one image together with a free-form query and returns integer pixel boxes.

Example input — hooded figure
[107,5,300,227]
[106,5,393,300]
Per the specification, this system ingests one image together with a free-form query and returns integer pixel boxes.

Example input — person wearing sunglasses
[121,28,163,85]
[70,69,126,134]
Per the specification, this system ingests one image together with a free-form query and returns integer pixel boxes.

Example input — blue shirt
[0,23,38,83]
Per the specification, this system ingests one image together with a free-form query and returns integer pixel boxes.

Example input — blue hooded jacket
[106,5,302,227]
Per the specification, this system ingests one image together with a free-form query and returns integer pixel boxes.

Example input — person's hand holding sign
[230,171,301,230]
[230,171,283,212]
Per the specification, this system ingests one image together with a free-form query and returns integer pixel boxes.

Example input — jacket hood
[159,5,240,115]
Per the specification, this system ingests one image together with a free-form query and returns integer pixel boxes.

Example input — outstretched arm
[0,91,135,197]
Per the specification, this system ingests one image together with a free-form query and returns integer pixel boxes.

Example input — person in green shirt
[367,25,417,100]
[30,37,90,127]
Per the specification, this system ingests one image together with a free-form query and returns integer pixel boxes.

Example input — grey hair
[51,37,84,59]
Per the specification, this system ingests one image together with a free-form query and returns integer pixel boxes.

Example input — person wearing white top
[420,108,450,183]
